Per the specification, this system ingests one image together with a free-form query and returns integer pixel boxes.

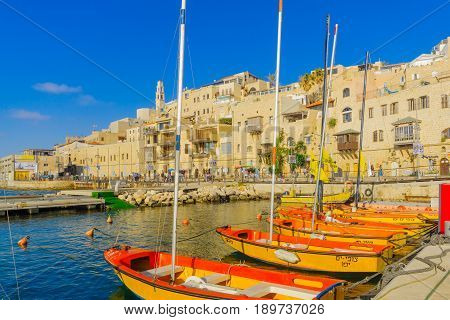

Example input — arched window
[342,107,352,123]
[379,130,384,142]
[373,131,378,142]
[343,88,350,98]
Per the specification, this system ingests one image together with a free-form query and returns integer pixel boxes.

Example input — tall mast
[269,0,283,242]
[171,0,186,282]
[311,15,330,229]
[355,51,369,208]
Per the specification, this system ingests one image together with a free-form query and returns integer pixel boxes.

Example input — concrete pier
[0,194,104,215]
[375,243,450,300]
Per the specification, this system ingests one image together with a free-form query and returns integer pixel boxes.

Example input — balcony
[337,141,358,151]
[192,152,209,159]
[158,154,174,160]
[157,138,176,146]
[246,116,263,134]
[334,129,359,152]
[192,133,218,143]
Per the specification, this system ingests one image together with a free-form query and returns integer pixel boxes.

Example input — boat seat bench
[141,265,184,278]
[241,282,318,300]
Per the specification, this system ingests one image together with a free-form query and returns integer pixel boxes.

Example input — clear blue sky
[0,0,449,156]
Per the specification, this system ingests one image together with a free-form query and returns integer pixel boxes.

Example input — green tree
[263,130,308,176]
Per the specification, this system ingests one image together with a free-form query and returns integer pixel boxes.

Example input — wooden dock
[0,194,105,215]
[375,243,450,300]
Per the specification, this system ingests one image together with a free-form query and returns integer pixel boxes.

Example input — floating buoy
[85,228,95,238]
[256,213,262,221]
[182,219,190,226]
[17,236,30,248]
[107,215,113,224]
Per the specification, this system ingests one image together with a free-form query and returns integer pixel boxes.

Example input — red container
[439,184,450,234]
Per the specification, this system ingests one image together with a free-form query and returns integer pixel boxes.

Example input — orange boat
[217,226,393,273]
[277,208,434,240]
[271,218,409,254]
[104,246,345,300]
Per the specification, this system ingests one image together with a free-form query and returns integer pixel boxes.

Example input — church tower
[155,80,165,113]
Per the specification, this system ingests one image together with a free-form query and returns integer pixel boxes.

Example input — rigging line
[162,16,181,81]
[0,0,152,102]
[354,0,450,64]
[3,190,20,299]
[186,36,196,88]
[0,281,11,300]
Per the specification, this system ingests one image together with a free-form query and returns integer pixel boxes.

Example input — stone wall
[0,180,75,190]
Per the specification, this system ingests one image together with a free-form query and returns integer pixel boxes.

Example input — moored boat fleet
[103,0,439,300]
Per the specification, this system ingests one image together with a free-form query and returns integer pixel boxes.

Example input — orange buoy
[182,219,190,226]
[17,236,30,248]
[256,213,262,221]
[85,228,95,238]
[107,215,113,224]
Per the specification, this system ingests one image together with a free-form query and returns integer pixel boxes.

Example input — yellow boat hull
[113,270,204,300]
[277,212,431,241]
[273,225,409,255]
[219,234,391,273]
[281,191,352,205]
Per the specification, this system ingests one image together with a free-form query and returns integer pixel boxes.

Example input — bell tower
[156,80,165,113]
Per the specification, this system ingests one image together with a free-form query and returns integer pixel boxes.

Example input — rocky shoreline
[118,185,271,207]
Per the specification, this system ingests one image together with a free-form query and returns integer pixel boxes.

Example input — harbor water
[0,189,370,300]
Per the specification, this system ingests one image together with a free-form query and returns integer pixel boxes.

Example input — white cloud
[10,109,50,121]
[33,82,82,94]
[78,94,98,106]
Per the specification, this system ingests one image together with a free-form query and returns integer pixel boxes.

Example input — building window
[126,153,129,160]
[207,94,210,99]
[121,154,124,160]
[220,142,232,155]
[343,88,350,98]
[442,94,448,109]
[368,107,373,119]
[407,98,416,111]
[342,107,352,123]
[379,130,384,142]
[373,131,378,142]
[418,95,429,109]
[237,144,240,153]
[305,136,311,145]
[390,102,398,115]
[247,146,253,153]
[381,104,387,116]
[184,144,190,154]
[394,124,415,142]
[412,73,420,80]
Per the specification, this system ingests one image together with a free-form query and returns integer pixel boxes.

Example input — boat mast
[269,0,283,242]
[311,15,330,229]
[171,0,186,282]
[355,51,369,209]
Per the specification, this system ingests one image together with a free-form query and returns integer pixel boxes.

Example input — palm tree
[267,73,276,88]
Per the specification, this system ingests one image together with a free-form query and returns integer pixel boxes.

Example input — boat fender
[310,233,326,240]
[364,188,373,197]
[274,249,300,264]
[183,276,206,288]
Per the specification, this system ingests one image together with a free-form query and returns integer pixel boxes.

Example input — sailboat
[217,12,394,273]
[104,0,346,300]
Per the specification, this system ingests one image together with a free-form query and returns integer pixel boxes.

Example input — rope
[3,189,20,299]
[346,233,449,297]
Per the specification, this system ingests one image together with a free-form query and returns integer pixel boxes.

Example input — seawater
[0,189,272,299]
